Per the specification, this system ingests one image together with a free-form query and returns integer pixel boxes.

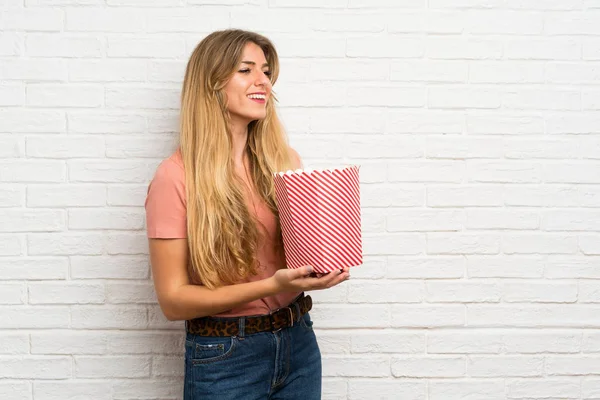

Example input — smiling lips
[247,93,266,103]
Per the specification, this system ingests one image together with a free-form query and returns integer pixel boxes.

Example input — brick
[27,84,103,107]
[0,161,66,183]
[467,305,600,327]
[506,38,581,60]
[0,382,31,400]
[71,305,147,329]
[323,356,389,377]
[426,136,504,159]
[0,235,23,256]
[105,86,179,109]
[0,209,64,232]
[502,234,578,254]
[107,35,185,58]
[348,281,423,303]
[363,233,425,255]
[391,356,465,377]
[29,282,105,304]
[427,233,500,255]
[426,281,501,303]
[387,111,464,134]
[111,378,188,399]
[0,357,71,379]
[0,257,68,280]
[391,60,467,82]
[387,209,464,232]
[75,356,150,378]
[429,380,505,400]
[387,256,465,279]
[546,256,600,278]
[310,305,390,328]
[65,8,145,32]
[388,161,464,183]
[68,208,145,230]
[68,111,146,134]
[151,356,183,377]
[467,113,544,135]
[27,233,104,255]
[107,185,148,206]
[107,332,184,355]
[105,283,157,304]
[0,333,29,354]
[31,332,108,355]
[0,185,23,207]
[429,86,501,109]
[33,382,111,400]
[465,209,539,230]
[351,331,425,354]
[348,380,424,400]
[508,378,580,398]
[391,305,465,328]
[70,256,149,279]
[426,37,503,59]
[68,161,155,183]
[467,356,543,377]
[0,307,69,328]
[503,282,577,303]
[25,32,104,58]
[106,233,148,255]
[0,83,25,105]
[69,59,147,82]
[27,184,106,207]
[347,37,424,58]
[0,283,26,305]
[427,185,503,207]
[467,161,542,183]
[0,9,63,31]
[470,61,545,83]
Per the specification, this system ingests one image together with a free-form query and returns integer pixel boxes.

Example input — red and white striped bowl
[273,166,362,273]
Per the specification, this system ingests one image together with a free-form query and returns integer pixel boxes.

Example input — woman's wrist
[264,275,282,296]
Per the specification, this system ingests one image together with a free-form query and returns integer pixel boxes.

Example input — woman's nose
[255,72,270,87]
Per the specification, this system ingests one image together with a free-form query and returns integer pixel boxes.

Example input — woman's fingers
[309,269,349,289]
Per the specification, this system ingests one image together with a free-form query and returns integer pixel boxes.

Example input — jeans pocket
[299,313,314,331]
[186,336,237,365]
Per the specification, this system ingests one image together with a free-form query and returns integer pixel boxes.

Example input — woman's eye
[239,69,250,73]
[264,71,272,77]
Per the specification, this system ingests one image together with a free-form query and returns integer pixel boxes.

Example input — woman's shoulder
[154,148,185,181]
[288,146,303,170]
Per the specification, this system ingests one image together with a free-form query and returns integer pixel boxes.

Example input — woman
[145,29,350,399]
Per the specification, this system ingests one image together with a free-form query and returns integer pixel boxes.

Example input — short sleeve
[145,158,187,239]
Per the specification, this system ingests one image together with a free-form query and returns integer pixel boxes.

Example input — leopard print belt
[185,294,313,337]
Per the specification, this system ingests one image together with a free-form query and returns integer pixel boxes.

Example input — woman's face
[223,42,273,127]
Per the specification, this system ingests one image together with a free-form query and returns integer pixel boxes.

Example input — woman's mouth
[247,93,266,104]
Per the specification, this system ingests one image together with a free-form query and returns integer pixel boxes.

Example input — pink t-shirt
[145,149,300,318]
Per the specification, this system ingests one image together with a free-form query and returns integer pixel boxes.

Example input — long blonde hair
[180,29,296,289]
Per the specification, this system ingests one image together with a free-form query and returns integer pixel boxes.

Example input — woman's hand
[270,265,350,293]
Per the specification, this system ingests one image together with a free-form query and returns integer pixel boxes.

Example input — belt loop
[238,317,245,339]
[292,301,301,322]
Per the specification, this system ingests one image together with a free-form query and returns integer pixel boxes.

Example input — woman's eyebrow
[241,61,270,67]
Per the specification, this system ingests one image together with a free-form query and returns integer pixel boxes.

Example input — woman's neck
[230,122,249,169]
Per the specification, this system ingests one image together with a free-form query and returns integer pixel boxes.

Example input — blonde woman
[145,29,350,399]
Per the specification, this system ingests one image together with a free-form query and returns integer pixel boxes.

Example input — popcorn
[273,166,363,273]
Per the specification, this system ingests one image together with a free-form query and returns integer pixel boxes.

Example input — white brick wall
[1,0,600,399]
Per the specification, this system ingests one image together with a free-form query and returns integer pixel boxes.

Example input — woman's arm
[149,238,349,321]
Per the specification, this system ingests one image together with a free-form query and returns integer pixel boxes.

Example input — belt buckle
[271,306,294,332]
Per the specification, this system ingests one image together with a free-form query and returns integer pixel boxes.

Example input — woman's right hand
[270,265,350,293]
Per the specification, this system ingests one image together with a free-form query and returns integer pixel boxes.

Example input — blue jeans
[183,312,322,399]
